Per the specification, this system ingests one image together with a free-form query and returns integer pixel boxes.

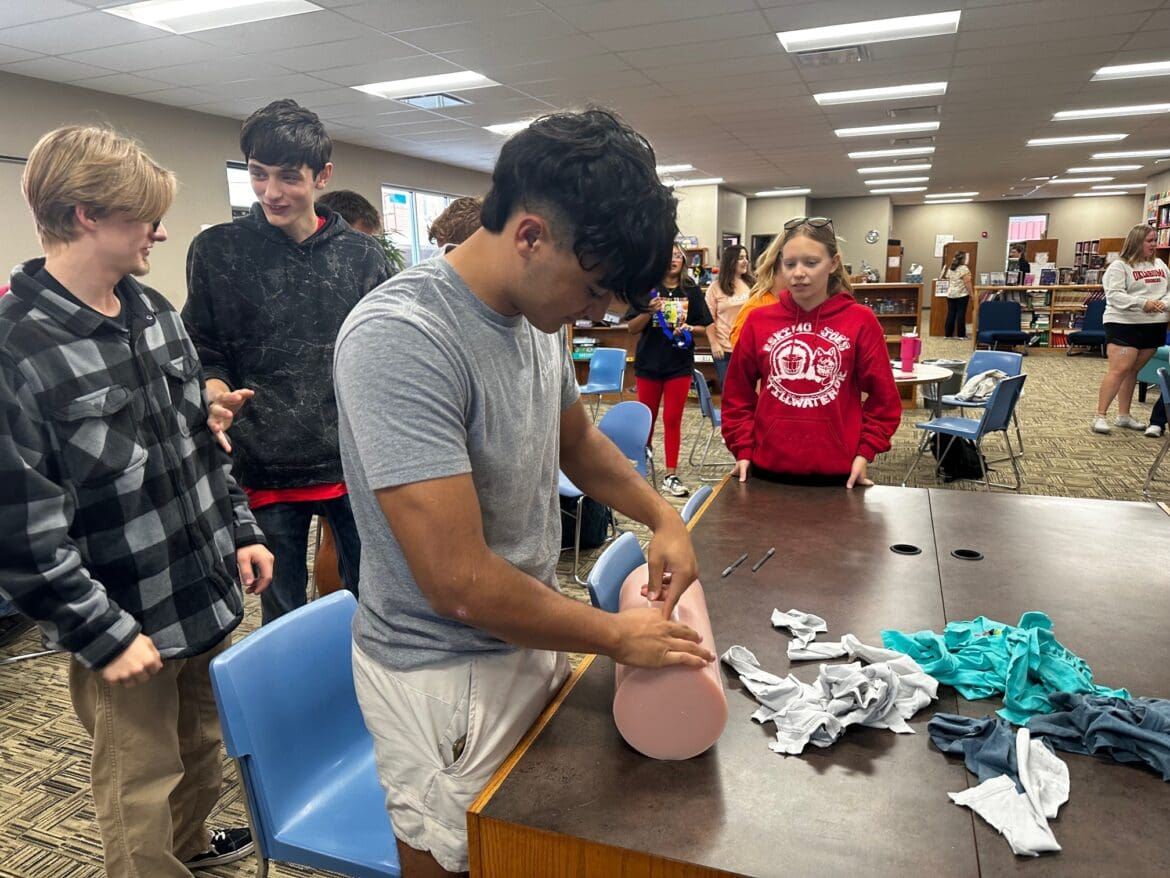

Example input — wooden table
[468,481,1170,877]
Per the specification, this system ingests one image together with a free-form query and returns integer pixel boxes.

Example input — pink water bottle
[900,333,921,373]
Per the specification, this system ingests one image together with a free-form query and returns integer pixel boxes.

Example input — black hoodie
[183,203,392,490]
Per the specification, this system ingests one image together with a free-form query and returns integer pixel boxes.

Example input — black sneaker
[0,614,35,649]
[184,828,255,869]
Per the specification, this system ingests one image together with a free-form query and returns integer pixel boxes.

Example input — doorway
[929,241,978,337]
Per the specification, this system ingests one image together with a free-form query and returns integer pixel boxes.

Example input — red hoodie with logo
[721,289,901,477]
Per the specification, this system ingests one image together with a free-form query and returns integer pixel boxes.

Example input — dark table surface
[478,482,1170,877]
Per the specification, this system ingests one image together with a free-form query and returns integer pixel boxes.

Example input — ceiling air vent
[892,135,937,146]
[887,104,941,119]
[793,45,870,68]
[397,92,471,110]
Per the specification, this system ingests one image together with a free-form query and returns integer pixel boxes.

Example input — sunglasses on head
[783,216,833,230]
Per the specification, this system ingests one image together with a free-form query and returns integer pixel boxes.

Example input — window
[381,185,463,267]
[225,161,258,218]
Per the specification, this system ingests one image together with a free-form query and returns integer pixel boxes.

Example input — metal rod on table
[750,547,776,572]
[720,553,749,577]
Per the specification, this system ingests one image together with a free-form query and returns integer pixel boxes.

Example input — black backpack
[929,435,988,482]
[559,495,613,550]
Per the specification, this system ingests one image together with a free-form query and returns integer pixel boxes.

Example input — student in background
[730,233,784,347]
[705,244,754,389]
[943,250,974,340]
[627,242,714,497]
[334,108,711,878]
[1009,244,1030,279]
[1092,223,1170,435]
[317,188,381,235]
[0,124,272,875]
[428,195,483,247]
[183,99,392,623]
[722,217,901,488]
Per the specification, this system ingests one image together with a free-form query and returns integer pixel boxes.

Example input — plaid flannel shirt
[0,260,265,669]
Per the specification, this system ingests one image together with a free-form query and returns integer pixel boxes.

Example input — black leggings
[945,296,970,338]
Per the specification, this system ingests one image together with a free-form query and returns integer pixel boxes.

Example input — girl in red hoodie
[721,218,901,488]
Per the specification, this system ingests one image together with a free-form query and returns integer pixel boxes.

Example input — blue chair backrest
[597,401,652,477]
[681,484,713,524]
[692,369,716,420]
[977,374,1026,435]
[209,592,368,848]
[1082,299,1106,332]
[978,300,1022,331]
[587,531,645,612]
[966,350,1023,380]
[585,347,626,387]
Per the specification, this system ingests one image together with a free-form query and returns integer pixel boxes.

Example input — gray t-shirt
[334,255,580,670]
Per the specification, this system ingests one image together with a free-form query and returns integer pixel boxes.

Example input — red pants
[636,375,691,470]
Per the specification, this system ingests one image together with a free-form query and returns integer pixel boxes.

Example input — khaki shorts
[352,642,569,873]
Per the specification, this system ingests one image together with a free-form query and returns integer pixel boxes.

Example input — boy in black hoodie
[183,99,392,623]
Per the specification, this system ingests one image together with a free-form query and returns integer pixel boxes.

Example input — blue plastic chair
[578,347,626,419]
[209,592,401,878]
[558,470,594,585]
[902,374,1027,491]
[1066,299,1106,357]
[940,350,1025,457]
[597,400,653,480]
[687,370,727,481]
[681,484,713,525]
[586,531,645,613]
[1143,367,1170,498]
[975,300,1030,354]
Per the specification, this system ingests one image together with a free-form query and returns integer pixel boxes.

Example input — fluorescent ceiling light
[924,198,972,204]
[1093,61,1170,81]
[1054,103,1170,121]
[353,71,497,100]
[1091,148,1170,158]
[835,121,940,138]
[105,0,321,33]
[777,11,960,52]
[848,146,935,159]
[484,119,534,135]
[1046,176,1115,184]
[1073,191,1121,197]
[857,163,932,174]
[1027,134,1127,146]
[868,186,928,193]
[656,163,694,174]
[754,188,811,197]
[925,191,978,198]
[814,81,947,106]
[1066,165,1141,173]
[863,176,929,185]
[671,177,724,188]
[1090,183,1147,189]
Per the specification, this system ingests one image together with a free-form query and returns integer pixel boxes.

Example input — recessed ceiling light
[1027,134,1128,146]
[1092,61,1170,81]
[924,198,973,204]
[656,163,694,174]
[925,192,978,198]
[104,0,322,33]
[777,11,960,53]
[868,186,928,193]
[857,163,932,174]
[1066,165,1141,173]
[835,121,941,138]
[1024,176,1054,181]
[1091,148,1170,158]
[484,119,534,135]
[1090,183,1147,189]
[1046,176,1115,184]
[847,146,936,159]
[813,81,947,106]
[755,188,812,197]
[397,92,471,110]
[354,71,497,100]
[1053,104,1170,120]
[1073,191,1122,197]
[863,176,929,185]
[671,177,724,187]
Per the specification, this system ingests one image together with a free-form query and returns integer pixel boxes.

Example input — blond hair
[754,222,852,298]
[1120,223,1156,266]
[22,125,176,247]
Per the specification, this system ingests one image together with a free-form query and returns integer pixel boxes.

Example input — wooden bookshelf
[1073,236,1125,283]
[856,282,922,407]
[567,323,718,399]
[972,284,1104,352]
[1155,203,1170,263]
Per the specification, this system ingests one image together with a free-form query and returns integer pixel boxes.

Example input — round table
[891,362,954,417]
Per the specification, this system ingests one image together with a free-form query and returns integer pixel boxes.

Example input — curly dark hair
[240,99,331,174]
[317,189,380,233]
[480,108,677,310]
[428,196,482,246]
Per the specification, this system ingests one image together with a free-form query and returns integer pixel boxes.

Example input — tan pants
[69,636,230,878]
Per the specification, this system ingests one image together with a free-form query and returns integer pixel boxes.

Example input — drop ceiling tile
[184,9,371,54]
[589,10,771,52]
[0,43,41,64]
[562,0,758,30]
[619,33,786,68]
[392,11,578,52]
[0,9,160,54]
[310,54,464,87]
[74,70,168,95]
[145,57,296,87]
[0,1,85,28]
[1,55,115,81]
[62,35,232,70]
[251,35,423,71]
[337,0,545,33]
[133,86,227,108]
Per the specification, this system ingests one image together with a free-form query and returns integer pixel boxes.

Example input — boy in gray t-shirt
[334,109,714,876]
